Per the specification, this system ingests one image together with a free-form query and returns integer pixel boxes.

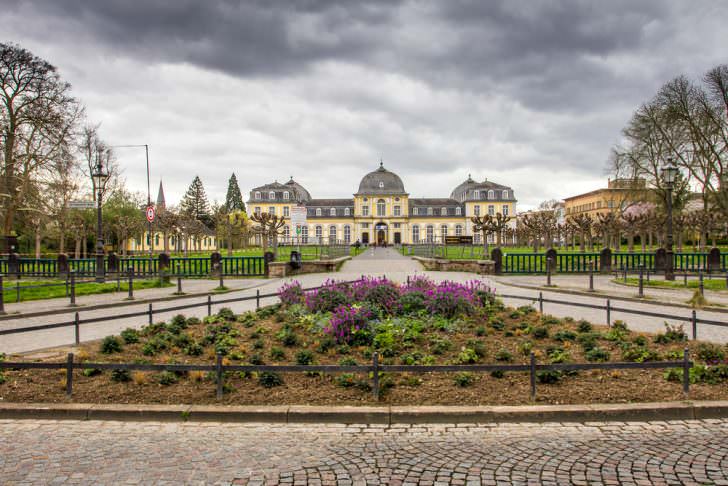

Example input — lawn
[1,278,173,304]
[164,245,363,260]
[615,277,728,292]
[2,277,727,405]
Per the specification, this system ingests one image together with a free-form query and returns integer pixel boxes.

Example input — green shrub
[490,369,505,378]
[111,369,131,383]
[339,357,358,366]
[547,347,570,364]
[536,370,562,384]
[186,317,201,326]
[696,343,725,363]
[518,305,536,315]
[489,318,505,331]
[100,336,123,354]
[120,328,140,344]
[621,346,661,363]
[541,315,561,325]
[82,368,102,377]
[475,326,487,337]
[0,372,6,384]
[337,344,351,355]
[315,336,336,354]
[577,332,600,352]
[633,335,648,346]
[457,348,479,364]
[495,349,513,362]
[270,347,286,361]
[335,373,369,390]
[258,371,283,388]
[217,307,236,321]
[214,335,238,356]
[295,350,315,365]
[604,320,630,341]
[453,372,475,387]
[664,368,682,382]
[519,341,534,356]
[276,328,299,347]
[170,314,188,327]
[466,339,487,359]
[249,354,264,365]
[654,323,686,344]
[585,347,610,362]
[553,330,576,342]
[532,327,549,339]
[158,371,178,386]
[430,338,452,355]
[184,342,204,356]
[228,351,245,361]
[577,320,593,333]
[398,291,427,314]
[253,339,265,350]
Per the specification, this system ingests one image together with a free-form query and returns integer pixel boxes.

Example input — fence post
[372,352,380,401]
[638,265,644,298]
[207,294,212,317]
[216,353,223,400]
[74,311,80,345]
[691,310,697,340]
[623,265,627,283]
[606,299,611,327]
[128,268,134,300]
[256,289,260,310]
[684,273,688,287]
[588,262,594,292]
[538,292,543,314]
[646,269,650,283]
[66,353,74,398]
[69,271,76,306]
[529,352,536,401]
[406,275,410,286]
[65,273,69,297]
[682,347,690,396]
[699,271,704,296]
[148,303,153,325]
[15,281,20,303]
[219,270,224,289]
[546,258,552,286]
[0,275,5,315]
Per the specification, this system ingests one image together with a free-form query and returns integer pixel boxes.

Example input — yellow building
[564,178,647,219]
[248,163,517,245]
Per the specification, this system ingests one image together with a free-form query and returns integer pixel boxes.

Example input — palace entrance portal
[375,223,388,246]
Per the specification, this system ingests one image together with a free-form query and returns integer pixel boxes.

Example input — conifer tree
[180,175,212,227]
[224,173,245,213]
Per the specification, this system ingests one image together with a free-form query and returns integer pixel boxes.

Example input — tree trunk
[74,238,81,259]
[35,226,41,259]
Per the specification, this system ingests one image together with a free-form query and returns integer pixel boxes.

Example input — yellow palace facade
[248,163,517,245]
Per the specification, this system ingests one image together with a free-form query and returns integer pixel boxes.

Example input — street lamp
[661,158,678,281]
[92,160,109,283]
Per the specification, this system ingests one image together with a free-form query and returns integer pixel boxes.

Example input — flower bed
[1,277,728,405]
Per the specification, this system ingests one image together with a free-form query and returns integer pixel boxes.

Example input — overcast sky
[4,1,728,209]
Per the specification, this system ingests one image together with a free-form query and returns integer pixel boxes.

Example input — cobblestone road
[1,419,727,485]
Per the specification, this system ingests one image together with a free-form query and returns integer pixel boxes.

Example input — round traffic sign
[146,206,155,223]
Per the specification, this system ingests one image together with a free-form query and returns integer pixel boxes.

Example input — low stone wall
[267,256,351,278]
[413,256,495,274]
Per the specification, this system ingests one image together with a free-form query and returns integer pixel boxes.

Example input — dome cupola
[356,161,407,195]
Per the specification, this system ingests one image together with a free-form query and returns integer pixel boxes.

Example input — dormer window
[502,190,508,199]
[441,207,447,216]
[330,208,336,216]
[379,181,384,188]
[455,207,461,216]
[283,191,290,200]
[473,190,480,199]
[255,191,261,200]
[413,207,419,215]
[427,207,433,216]
[488,190,494,199]
[269,191,275,200]
[344,207,350,216]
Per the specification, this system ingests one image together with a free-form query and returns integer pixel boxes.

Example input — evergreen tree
[224,173,245,213]
[180,175,212,227]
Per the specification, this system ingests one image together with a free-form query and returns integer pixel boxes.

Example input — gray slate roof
[355,163,407,195]
[449,175,516,202]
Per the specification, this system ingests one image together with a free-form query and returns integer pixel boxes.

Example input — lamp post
[662,158,678,281]
[92,160,109,283]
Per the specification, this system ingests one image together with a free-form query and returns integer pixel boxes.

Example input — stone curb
[1,401,727,424]
[495,279,728,314]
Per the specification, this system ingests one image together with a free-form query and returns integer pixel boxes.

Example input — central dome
[356,162,407,195]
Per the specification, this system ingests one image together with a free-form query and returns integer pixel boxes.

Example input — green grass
[616,277,728,292]
[2,278,174,303]
[164,245,363,260]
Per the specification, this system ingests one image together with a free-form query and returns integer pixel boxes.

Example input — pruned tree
[250,212,285,257]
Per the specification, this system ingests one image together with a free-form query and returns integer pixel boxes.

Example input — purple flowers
[325,304,374,344]
[278,281,305,307]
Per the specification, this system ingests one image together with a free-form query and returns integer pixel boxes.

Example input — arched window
[269,191,275,200]
[455,224,463,236]
[255,191,261,200]
[413,207,419,216]
[301,226,309,244]
[377,199,386,217]
[441,207,447,216]
[427,207,433,216]
[473,190,480,199]
[412,225,420,242]
[455,207,461,216]
[316,208,322,216]
[344,225,351,243]
[379,181,384,188]
[426,225,434,243]
[440,225,448,240]
[502,190,508,199]
[283,191,290,200]
[488,190,494,199]
[315,225,322,242]
[329,225,337,243]
[330,208,336,217]
[344,207,350,216]
[283,225,290,241]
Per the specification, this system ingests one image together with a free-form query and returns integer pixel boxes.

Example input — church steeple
[156,180,166,210]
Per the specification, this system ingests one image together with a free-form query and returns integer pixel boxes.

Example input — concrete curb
[1,401,727,424]
[494,279,728,314]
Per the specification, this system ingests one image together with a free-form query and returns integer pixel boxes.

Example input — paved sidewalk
[1,419,727,485]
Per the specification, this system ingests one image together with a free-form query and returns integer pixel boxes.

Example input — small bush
[664,368,682,383]
[654,323,686,344]
[585,347,610,362]
[111,369,131,383]
[430,338,452,355]
[100,336,123,354]
[132,371,148,385]
[248,354,264,365]
[532,326,549,339]
[489,319,505,331]
[397,291,427,314]
[82,368,102,377]
[495,349,513,362]
[337,344,351,355]
[519,341,534,356]
[696,343,725,363]
[184,342,204,356]
[335,373,369,390]
[553,330,576,342]
[490,369,505,379]
[258,371,284,388]
[270,347,286,361]
[633,335,648,346]
[253,339,265,350]
[339,357,358,366]
[475,326,487,337]
[453,372,475,387]
[295,350,315,365]
[158,371,178,386]
[186,317,201,326]
[120,328,139,344]
[536,370,562,384]
[276,328,299,347]
[457,348,479,364]
[541,315,561,325]
[518,305,536,315]
[577,332,600,352]
[315,336,336,354]
[170,314,188,327]
[577,320,592,333]
[466,339,487,359]
[217,307,236,321]
[621,346,661,363]
[547,347,570,364]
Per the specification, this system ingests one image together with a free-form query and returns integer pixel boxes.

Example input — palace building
[248,163,517,245]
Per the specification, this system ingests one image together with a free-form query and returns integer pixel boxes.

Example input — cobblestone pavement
[1,419,727,485]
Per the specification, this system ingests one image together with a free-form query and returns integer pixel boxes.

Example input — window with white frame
[488,205,494,215]
[283,206,290,217]
[488,190,494,199]
[455,207,461,216]
[344,207,350,216]
[330,208,336,216]
[378,181,384,188]
[269,191,275,200]
[502,205,509,216]
[473,190,480,199]
[455,224,463,236]
[283,191,290,200]
[427,207,433,216]
[283,225,290,240]
[301,226,308,244]
[474,205,480,216]
[441,207,447,216]
[254,207,261,216]
[440,225,448,239]
[393,205,401,216]
[502,190,508,199]
[362,204,369,216]
[413,207,419,215]
[426,225,434,242]
[344,225,351,243]
[268,206,275,215]
[316,208,322,216]
[377,199,386,216]
[412,225,420,242]
[255,191,261,200]
[329,225,337,242]
[315,225,322,241]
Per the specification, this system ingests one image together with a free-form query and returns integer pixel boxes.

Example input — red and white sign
[146,205,156,223]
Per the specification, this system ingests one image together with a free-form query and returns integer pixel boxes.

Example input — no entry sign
[146,205,155,223]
